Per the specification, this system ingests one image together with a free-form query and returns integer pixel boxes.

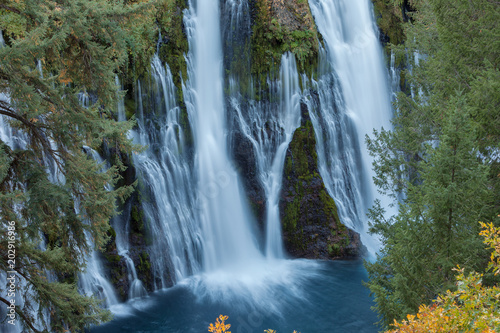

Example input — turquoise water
[91,260,378,333]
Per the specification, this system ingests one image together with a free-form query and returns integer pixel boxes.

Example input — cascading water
[308,0,394,252]
[1,37,57,332]
[109,78,148,299]
[78,239,120,308]
[2,0,397,328]
[390,51,401,102]
[221,0,304,260]
[183,0,262,271]
[230,54,302,258]
[78,148,120,307]
[131,55,202,287]
[115,76,127,122]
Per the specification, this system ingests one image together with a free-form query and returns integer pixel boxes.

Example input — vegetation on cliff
[385,222,500,332]
[365,0,499,328]
[280,104,360,259]
[371,0,415,46]
[157,0,189,90]
[251,0,321,81]
[0,0,160,331]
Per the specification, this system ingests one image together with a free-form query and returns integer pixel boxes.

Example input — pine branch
[0,296,43,333]
[0,101,65,171]
[0,4,21,14]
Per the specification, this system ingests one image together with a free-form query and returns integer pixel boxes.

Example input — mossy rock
[280,102,363,259]
[371,0,405,47]
[157,0,189,91]
[250,0,321,86]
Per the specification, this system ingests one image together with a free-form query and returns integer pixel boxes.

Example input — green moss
[282,108,355,257]
[107,254,122,264]
[179,102,193,150]
[157,0,189,91]
[327,243,341,256]
[283,196,300,232]
[130,204,145,234]
[124,97,136,120]
[319,189,340,226]
[371,0,405,50]
[107,226,117,240]
[251,0,320,86]
[287,119,317,177]
[137,250,152,286]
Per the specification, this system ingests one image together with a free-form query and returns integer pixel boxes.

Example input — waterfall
[115,76,126,122]
[0,35,26,332]
[77,148,121,307]
[183,0,262,271]
[390,51,401,102]
[0,39,54,332]
[132,55,202,287]
[230,54,302,258]
[78,243,120,308]
[308,0,394,252]
[1,0,398,327]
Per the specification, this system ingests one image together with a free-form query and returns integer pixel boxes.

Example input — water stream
[308,0,394,252]
[183,0,263,271]
[0,0,396,330]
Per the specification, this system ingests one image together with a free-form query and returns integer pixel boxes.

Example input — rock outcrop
[279,102,365,259]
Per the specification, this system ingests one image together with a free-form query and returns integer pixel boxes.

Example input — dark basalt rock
[231,130,266,232]
[279,101,365,259]
[101,227,129,302]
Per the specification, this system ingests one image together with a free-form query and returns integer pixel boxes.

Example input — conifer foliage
[365,0,499,328]
[386,221,500,332]
[0,0,153,331]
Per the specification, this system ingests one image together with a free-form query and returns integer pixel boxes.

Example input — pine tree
[365,0,499,328]
[0,0,155,331]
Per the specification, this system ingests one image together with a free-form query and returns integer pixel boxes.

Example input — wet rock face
[101,228,129,302]
[268,0,316,32]
[128,203,159,292]
[232,129,267,232]
[279,102,365,259]
[249,0,321,77]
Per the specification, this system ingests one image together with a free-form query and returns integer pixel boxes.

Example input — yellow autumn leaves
[208,315,301,333]
[208,315,231,333]
[387,221,500,332]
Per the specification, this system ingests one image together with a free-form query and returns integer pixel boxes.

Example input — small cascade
[0,71,27,150]
[0,93,16,148]
[390,51,401,102]
[183,0,262,271]
[411,51,425,100]
[308,0,394,252]
[112,206,147,299]
[131,54,201,287]
[221,0,251,91]
[0,64,27,333]
[222,0,302,259]
[78,148,120,307]
[0,39,56,332]
[303,65,367,231]
[78,247,120,308]
[111,78,148,299]
[230,53,301,258]
[115,76,127,122]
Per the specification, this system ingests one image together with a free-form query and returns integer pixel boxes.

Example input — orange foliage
[208,315,231,333]
[387,221,500,333]
[208,316,302,333]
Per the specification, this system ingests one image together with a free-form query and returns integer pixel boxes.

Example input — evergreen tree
[0,0,154,331]
[365,0,499,328]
